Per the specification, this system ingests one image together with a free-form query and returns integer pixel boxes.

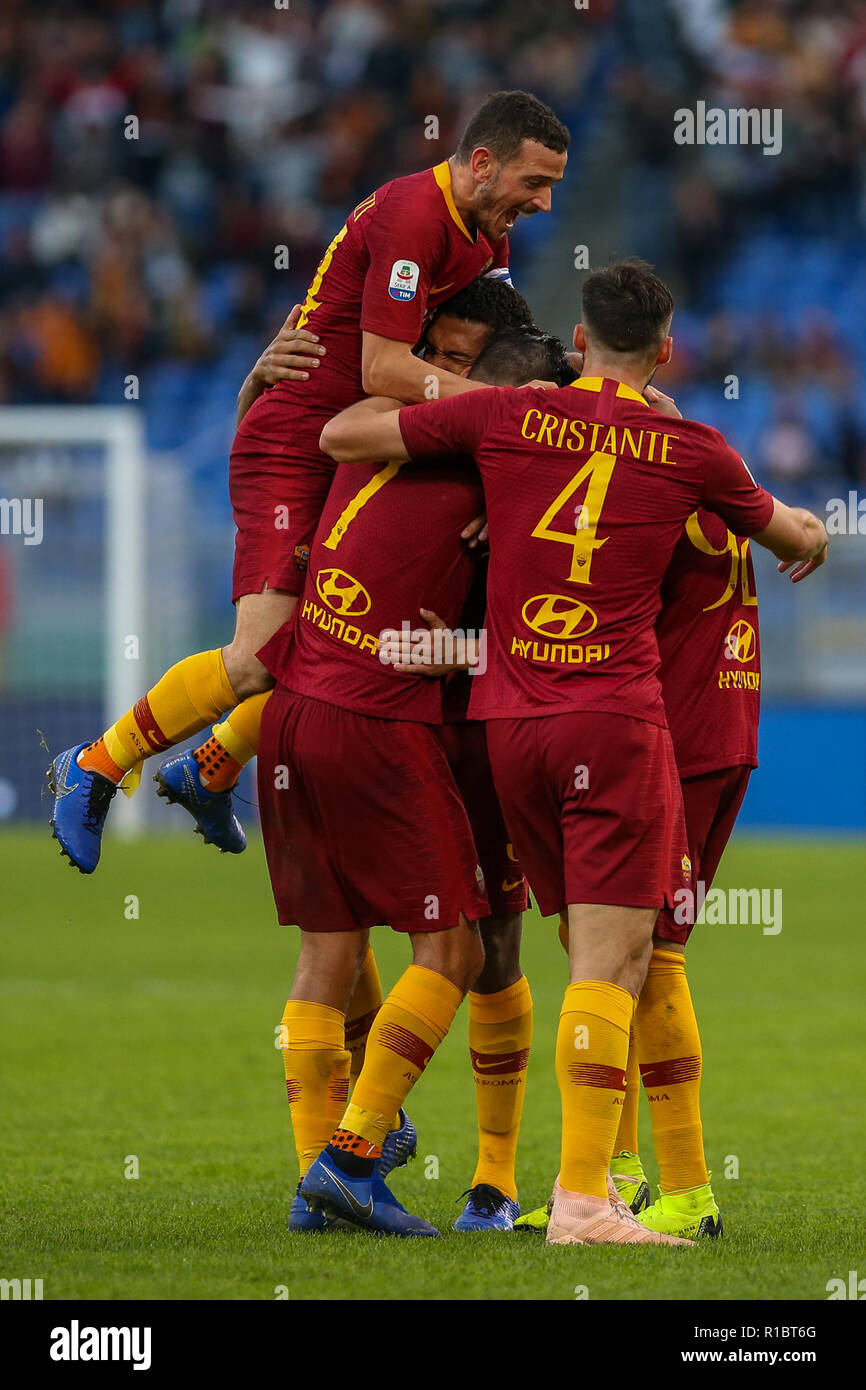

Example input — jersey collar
[570,376,650,407]
[433,161,476,243]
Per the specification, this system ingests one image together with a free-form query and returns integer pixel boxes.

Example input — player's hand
[253,304,326,384]
[389,609,479,678]
[644,384,682,419]
[523,378,559,390]
[461,514,489,549]
[777,542,828,582]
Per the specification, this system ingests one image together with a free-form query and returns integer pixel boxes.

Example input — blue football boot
[288,1183,354,1233]
[453,1184,520,1232]
[48,743,118,874]
[379,1109,417,1177]
[300,1151,439,1237]
[154,750,246,853]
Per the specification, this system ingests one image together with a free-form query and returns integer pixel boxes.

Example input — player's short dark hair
[470,325,573,387]
[432,277,534,333]
[581,259,674,356]
[455,90,570,165]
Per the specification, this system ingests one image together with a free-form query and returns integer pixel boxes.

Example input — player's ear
[470,146,495,183]
[656,336,673,367]
[573,323,587,353]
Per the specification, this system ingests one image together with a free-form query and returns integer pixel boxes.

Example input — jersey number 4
[531,451,615,584]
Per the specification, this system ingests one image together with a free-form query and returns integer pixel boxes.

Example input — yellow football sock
[468,977,533,1201]
[635,948,708,1194]
[79,649,237,780]
[194,691,271,791]
[613,1025,640,1154]
[280,1000,351,1179]
[339,965,462,1150]
[345,945,383,1085]
[556,980,634,1198]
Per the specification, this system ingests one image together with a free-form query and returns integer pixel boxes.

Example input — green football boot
[610,1150,650,1215]
[638,1182,723,1239]
[513,1198,551,1233]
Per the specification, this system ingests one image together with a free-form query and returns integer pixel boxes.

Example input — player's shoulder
[367,165,441,218]
[674,413,736,456]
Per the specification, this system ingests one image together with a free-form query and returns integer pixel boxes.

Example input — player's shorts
[486,710,689,916]
[229,404,336,602]
[440,719,529,918]
[655,764,753,946]
[258,685,490,934]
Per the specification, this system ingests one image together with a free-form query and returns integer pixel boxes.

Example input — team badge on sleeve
[389,259,420,301]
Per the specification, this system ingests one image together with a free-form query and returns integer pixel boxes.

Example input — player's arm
[702,443,828,582]
[321,389,491,465]
[752,499,828,582]
[362,332,493,401]
[320,400,408,463]
[359,196,498,402]
[237,305,325,425]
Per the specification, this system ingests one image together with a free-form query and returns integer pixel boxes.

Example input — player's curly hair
[470,325,573,388]
[455,90,570,165]
[582,259,674,356]
[432,276,534,333]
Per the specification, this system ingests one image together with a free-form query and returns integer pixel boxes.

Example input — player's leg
[154,588,296,850]
[302,913,484,1237]
[637,767,751,1240]
[514,912,645,1236]
[343,944,418,1177]
[48,644,242,873]
[460,912,531,1226]
[153,418,319,844]
[156,429,332,845]
[488,710,693,1246]
[258,684,367,1230]
[274,697,487,1235]
[555,912,649,1214]
[280,926,367,1229]
[442,719,532,1230]
[182,587,296,793]
[609,1027,650,1211]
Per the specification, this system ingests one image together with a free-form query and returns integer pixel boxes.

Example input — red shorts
[486,710,689,915]
[655,765,752,946]
[229,410,335,602]
[440,720,529,919]
[258,686,490,933]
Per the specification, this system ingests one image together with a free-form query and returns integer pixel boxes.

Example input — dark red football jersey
[657,509,761,777]
[258,458,484,722]
[241,161,509,444]
[398,376,775,725]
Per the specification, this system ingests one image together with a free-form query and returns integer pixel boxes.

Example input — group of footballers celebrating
[49,90,827,1247]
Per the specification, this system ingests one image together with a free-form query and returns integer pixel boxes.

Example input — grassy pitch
[2,828,864,1301]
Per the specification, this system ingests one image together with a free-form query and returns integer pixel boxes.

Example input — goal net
[0,406,222,839]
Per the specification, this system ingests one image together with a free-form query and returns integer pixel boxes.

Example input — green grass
[2,828,865,1301]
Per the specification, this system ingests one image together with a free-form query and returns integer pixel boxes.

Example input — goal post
[0,406,147,836]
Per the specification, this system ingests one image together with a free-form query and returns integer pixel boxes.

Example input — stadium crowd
[0,0,864,495]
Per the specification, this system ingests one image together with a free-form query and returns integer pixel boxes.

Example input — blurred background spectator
[0,0,863,500]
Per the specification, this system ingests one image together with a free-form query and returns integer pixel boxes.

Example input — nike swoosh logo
[501,878,524,893]
[53,752,81,799]
[430,281,455,295]
[328,1168,374,1221]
